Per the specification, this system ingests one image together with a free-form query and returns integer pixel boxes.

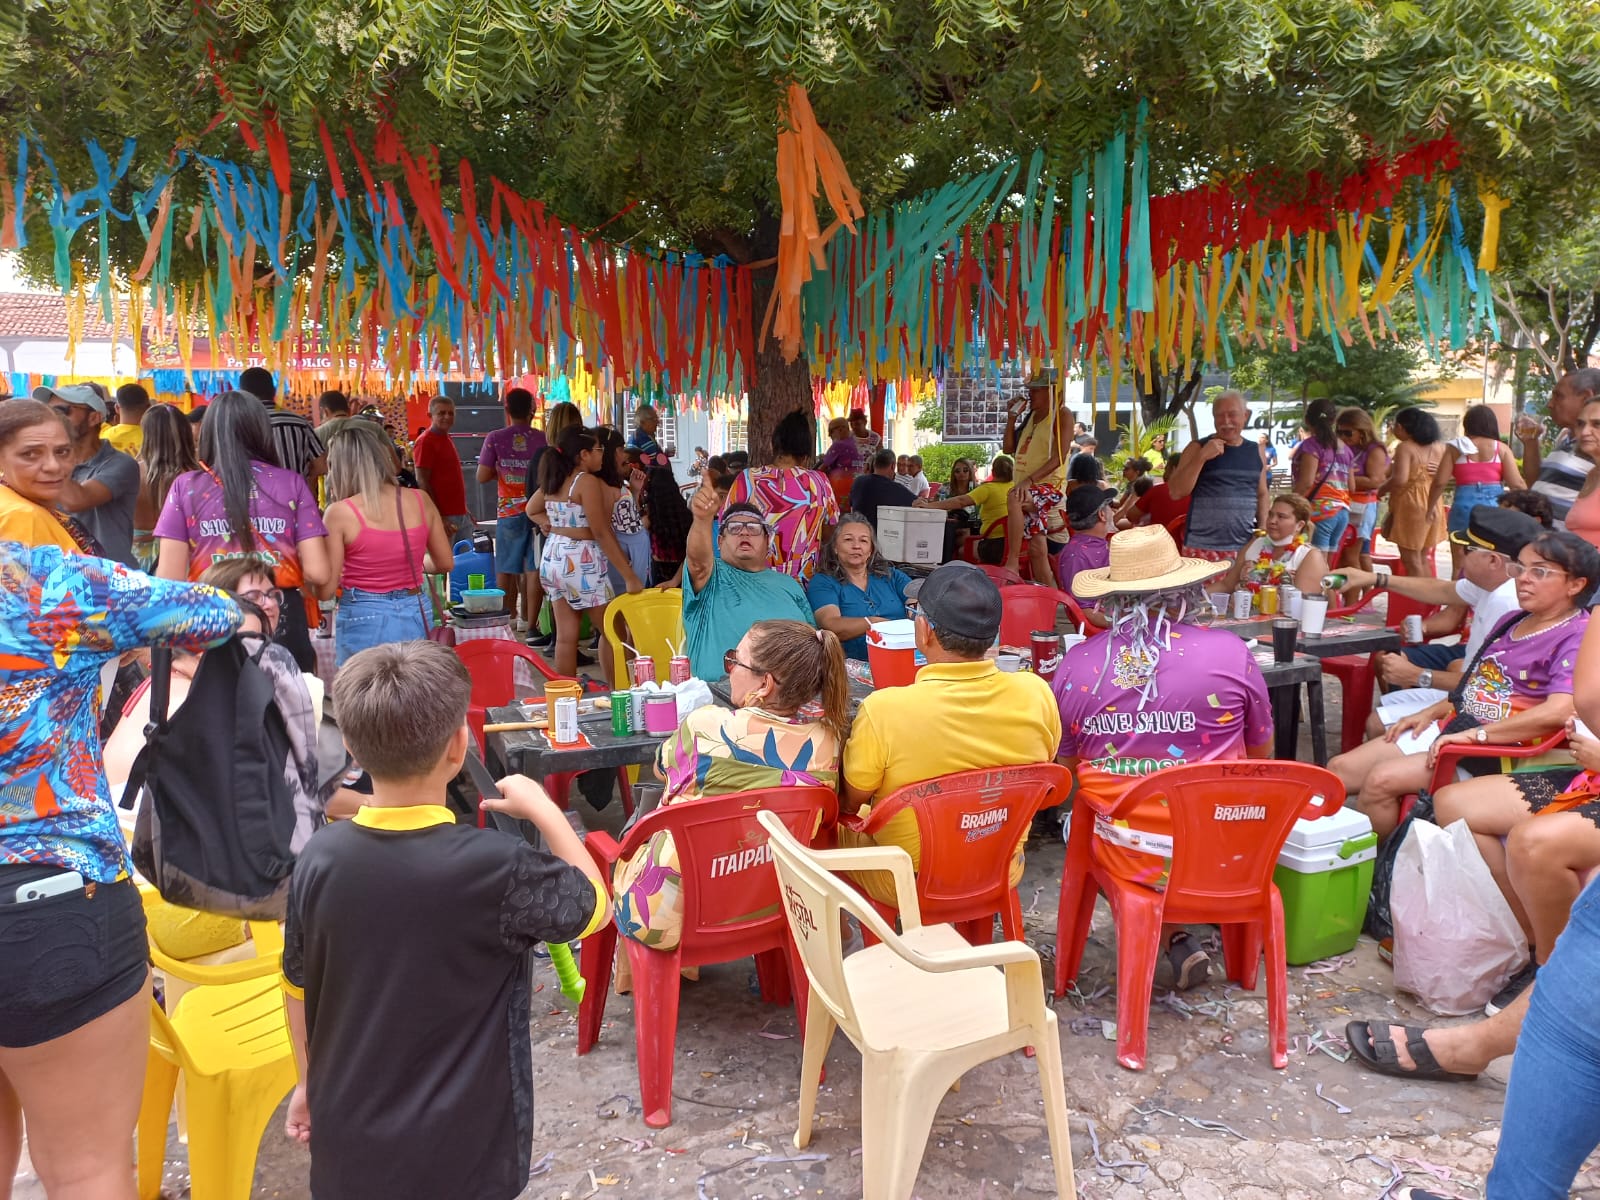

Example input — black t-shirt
[850,472,915,527]
[282,809,602,1200]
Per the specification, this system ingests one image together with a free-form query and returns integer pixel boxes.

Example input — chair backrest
[864,764,1072,915]
[1164,512,1188,541]
[976,562,1024,588]
[614,785,838,958]
[1117,761,1344,919]
[454,638,559,708]
[603,589,685,689]
[758,810,910,1040]
[999,584,1081,642]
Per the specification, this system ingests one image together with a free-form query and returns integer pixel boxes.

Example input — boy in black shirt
[281,641,607,1200]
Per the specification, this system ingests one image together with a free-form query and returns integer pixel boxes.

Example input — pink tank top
[342,491,429,592]
[1453,453,1503,486]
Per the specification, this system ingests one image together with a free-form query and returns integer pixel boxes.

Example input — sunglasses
[723,649,764,676]
[1336,428,1359,439]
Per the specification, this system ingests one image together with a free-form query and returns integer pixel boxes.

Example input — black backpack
[122,638,300,920]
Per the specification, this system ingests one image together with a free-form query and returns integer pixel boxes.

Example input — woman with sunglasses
[611,620,848,956]
[1329,531,1597,840]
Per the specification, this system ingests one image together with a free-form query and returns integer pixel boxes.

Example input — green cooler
[1272,807,1379,964]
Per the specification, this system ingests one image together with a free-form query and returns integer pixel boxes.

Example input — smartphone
[15,870,84,904]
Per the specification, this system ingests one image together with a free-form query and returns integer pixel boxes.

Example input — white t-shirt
[897,472,930,497]
[1455,576,1520,664]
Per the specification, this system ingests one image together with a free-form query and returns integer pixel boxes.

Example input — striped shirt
[270,409,326,481]
[1531,430,1593,529]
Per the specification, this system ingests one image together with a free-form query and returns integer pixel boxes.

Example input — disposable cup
[1300,595,1329,637]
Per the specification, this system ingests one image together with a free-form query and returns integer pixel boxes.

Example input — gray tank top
[1183,437,1264,552]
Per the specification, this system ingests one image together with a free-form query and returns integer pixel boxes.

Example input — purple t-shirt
[152,463,327,586]
[1455,610,1588,722]
[820,440,863,476]
[1291,436,1354,519]
[1053,623,1274,783]
[1055,534,1110,603]
[480,425,547,519]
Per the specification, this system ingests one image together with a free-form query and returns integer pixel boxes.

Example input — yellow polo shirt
[841,659,1061,902]
[0,487,79,552]
[966,480,1014,532]
[101,423,142,455]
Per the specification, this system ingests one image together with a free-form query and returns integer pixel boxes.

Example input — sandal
[1345,1020,1480,1083]
[1167,933,1211,991]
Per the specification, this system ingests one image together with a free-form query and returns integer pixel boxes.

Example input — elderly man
[1002,370,1074,582]
[413,397,473,546]
[1166,390,1269,561]
[839,562,1061,902]
[1054,483,1117,611]
[628,403,666,461]
[33,383,139,566]
[1516,368,1600,529]
[682,479,815,678]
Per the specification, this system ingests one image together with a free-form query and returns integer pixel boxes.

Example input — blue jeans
[335,587,431,667]
[1486,879,1600,1198]
[1309,507,1350,552]
[1449,483,1505,533]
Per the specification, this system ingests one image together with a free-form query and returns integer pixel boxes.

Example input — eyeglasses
[239,587,284,608]
[723,649,763,676]
[722,520,768,537]
[1505,562,1569,581]
[1336,428,1359,440]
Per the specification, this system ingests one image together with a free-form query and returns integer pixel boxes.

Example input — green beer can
[610,691,634,736]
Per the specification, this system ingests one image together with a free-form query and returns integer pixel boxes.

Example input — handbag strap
[394,488,433,630]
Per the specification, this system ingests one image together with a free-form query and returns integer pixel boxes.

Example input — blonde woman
[321,423,455,666]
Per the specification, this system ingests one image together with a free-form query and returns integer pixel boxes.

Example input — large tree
[5,0,1600,457]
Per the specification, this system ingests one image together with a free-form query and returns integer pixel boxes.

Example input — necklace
[1512,608,1581,640]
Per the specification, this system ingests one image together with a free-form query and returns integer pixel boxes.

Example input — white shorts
[1375,686,1449,726]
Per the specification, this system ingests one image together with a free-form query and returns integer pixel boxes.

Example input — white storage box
[877,507,947,564]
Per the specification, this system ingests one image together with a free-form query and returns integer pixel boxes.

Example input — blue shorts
[494,514,541,574]
[336,587,432,667]
[1448,483,1505,533]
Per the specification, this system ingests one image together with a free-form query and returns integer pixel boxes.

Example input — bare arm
[297,536,331,590]
[1387,444,1413,493]
[916,494,976,512]
[1426,445,1458,514]
[1354,445,1390,492]
[577,476,642,594]
[1256,451,1270,526]
[155,538,191,581]
[1164,442,1210,500]
[1291,448,1317,496]
[1217,542,1253,594]
[55,475,112,513]
[1291,546,1328,594]
[812,604,875,643]
[417,490,455,574]
[475,463,496,484]
[686,480,719,594]
[1501,443,1528,491]
[284,994,310,1144]
[1429,693,1574,763]
[317,505,350,600]
[1519,422,1545,480]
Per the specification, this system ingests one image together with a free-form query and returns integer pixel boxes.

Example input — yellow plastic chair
[138,884,282,1013]
[138,979,298,1200]
[602,588,684,690]
[757,810,1076,1200]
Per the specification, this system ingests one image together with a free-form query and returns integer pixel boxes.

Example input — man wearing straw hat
[1002,366,1074,583]
[1056,524,1274,989]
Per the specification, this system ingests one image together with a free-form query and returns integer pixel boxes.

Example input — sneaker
[1485,959,1538,1016]
[1167,932,1211,991]
[526,631,556,650]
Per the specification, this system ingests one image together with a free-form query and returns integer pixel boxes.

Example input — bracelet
[1374,564,1392,588]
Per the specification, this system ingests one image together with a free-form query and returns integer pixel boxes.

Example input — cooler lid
[1281,805,1373,852]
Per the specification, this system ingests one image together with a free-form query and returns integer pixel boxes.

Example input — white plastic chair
[756,810,1076,1200]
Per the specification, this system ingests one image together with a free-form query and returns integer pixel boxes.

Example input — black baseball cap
[904,562,1003,643]
[1066,485,1118,524]
[1449,506,1539,557]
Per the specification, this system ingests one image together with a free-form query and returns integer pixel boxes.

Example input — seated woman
[611,621,849,954]
[1329,531,1597,839]
[806,515,912,660]
[1215,493,1328,597]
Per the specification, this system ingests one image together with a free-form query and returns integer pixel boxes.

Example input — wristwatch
[1476,727,1489,744]
[1417,670,1433,689]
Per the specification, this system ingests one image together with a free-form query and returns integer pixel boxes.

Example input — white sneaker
[513,619,530,633]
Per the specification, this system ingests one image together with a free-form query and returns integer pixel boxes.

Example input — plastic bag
[1392,818,1528,1015]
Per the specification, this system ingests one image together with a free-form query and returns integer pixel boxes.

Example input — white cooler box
[877,507,947,565]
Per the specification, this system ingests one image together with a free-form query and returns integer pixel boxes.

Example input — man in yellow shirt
[100,383,149,455]
[839,561,1061,902]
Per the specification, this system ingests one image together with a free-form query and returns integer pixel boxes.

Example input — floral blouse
[657,704,840,803]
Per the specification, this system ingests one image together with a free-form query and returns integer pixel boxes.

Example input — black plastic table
[485,703,669,780]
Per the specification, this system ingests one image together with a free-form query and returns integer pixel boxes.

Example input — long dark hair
[594,425,626,488]
[1304,398,1338,448]
[642,465,692,562]
[195,390,279,552]
[140,403,200,515]
[538,424,599,496]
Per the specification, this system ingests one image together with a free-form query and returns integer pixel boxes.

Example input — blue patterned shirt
[1,543,242,881]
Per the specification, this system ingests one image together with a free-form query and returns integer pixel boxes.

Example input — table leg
[1271,681,1300,760]
[1305,678,1329,766]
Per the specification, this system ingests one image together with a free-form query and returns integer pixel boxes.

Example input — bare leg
[0,1068,21,1200]
[1399,547,1427,578]
[552,598,582,677]
[495,571,520,617]
[1357,754,1433,839]
[0,985,148,1200]
[1328,735,1409,834]
[1507,815,1600,963]
[523,571,542,629]
[1365,710,1387,741]
[1027,533,1051,586]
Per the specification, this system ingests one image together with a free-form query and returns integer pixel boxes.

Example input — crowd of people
[11,365,1600,1200]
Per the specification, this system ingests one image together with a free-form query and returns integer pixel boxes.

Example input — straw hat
[1072,525,1227,598]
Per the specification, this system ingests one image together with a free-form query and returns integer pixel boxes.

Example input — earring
[743,690,767,707]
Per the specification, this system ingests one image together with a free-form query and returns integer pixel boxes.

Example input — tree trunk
[746,266,814,466]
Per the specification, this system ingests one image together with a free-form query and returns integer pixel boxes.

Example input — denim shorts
[336,587,431,666]
[1448,483,1504,532]
[495,514,542,574]
[0,870,147,1047]
[1309,507,1350,551]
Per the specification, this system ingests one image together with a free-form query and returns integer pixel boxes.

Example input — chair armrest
[1430,730,1570,793]
[583,830,624,884]
[804,843,924,929]
[895,937,1041,975]
[1327,592,1377,620]
[149,944,283,986]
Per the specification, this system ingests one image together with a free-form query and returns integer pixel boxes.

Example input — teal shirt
[683,560,816,678]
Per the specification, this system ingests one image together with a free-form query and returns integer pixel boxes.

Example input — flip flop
[1167,934,1211,991]
[1345,1020,1480,1083]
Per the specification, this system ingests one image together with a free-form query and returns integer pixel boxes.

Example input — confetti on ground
[1084,1118,1148,1183]
[1133,1104,1248,1140]
[1315,1082,1353,1114]
[695,1153,830,1200]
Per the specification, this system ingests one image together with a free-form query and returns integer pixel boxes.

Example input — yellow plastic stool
[603,589,684,690]
[137,977,298,1200]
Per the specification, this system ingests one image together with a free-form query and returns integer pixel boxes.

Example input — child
[281,641,608,1200]
[642,464,692,588]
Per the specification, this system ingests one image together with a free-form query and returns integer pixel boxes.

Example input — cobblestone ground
[14,645,1600,1199]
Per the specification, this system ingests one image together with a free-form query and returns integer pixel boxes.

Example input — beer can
[1321,573,1347,592]
[610,691,634,737]
[1231,589,1254,620]
[630,688,648,733]
[1030,631,1061,682]
[1257,586,1280,616]
[1279,585,1301,620]
[631,656,658,686]
[668,655,692,685]
[1402,613,1425,644]
[552,696,579,745]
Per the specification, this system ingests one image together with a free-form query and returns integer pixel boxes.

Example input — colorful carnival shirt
[0,544,241,882]
[723,466,841,581]
[1053,623,1273,885]
[152,463,327,588]
[658,704,840,802]
[1454,610,1587,724]
[479,425,547,519]
[1291,436,1354,522]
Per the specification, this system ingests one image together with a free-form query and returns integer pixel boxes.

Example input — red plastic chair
[1163,512,1188,544]
[841,764,1072,944]
[578,785,838,1127]
[998,583,1098,643]
[1320,593,1450,754]
[975,562,1025,588]
[1396,728,1570,826]
[1054,760,1345,1071]
[453,639,632,816]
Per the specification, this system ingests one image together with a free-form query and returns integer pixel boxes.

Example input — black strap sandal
[1345,1020,1480,1083]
